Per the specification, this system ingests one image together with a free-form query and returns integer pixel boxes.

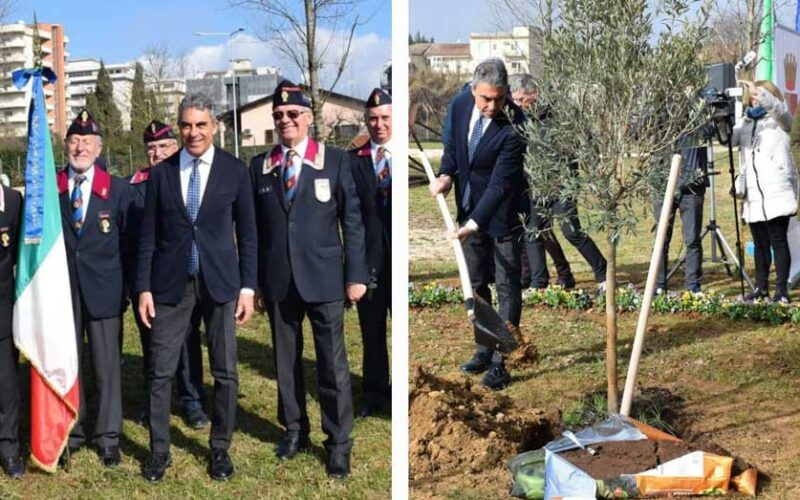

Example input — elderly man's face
[512,89,538,108]
[273,104,312,147]
[472,82,506,119]
[366,104,392,144]
[66,134,102,173]
[179,107,217,157]
[146,138,179,167]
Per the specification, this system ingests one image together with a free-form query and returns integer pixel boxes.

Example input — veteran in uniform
[58,110,128,468]
[251,80,368,478]
[0,184,25,479]
[126,120,208,429]
[348,88,392,417]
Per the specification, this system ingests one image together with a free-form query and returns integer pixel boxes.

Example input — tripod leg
[714,227,756,290]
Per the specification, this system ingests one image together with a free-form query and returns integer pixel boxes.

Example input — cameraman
[733,80,797,303]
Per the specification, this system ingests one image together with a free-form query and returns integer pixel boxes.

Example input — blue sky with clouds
[7,0,390,98]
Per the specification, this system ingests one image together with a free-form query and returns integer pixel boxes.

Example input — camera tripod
[666,134,755,293]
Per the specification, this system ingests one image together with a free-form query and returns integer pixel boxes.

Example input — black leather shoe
[326,452,350,479]
[359,398,387,418]
[275,432,309,461]
[183,409,210,429]
[1,455,26,479]
[556,278,577,290]
[745,287,769,301]
[142,452,171,482]
[97,445,121,468]
[460,352,492,374]
[209,448,234,481]
[481,363,511,390]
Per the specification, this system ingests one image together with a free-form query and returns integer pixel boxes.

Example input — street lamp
[194,27,245,158]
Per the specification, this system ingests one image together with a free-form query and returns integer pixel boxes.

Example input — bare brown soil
[560,439,694,480]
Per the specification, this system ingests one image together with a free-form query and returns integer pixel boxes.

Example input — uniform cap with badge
[143,120,176,143]
[67,109,102,137]
[365,87,391,108]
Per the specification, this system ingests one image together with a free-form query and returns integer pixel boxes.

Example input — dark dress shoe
[275,432,309,461]
[209,448,234,481]
[326,452,350,479]
[183,409,210,429]
[97,446,121,468]
[557,278,576,290]
[481,363,511,390]
[359,398,386,418]
[1,455,26,479]
[460,352,492,374]
[142,452,172,482]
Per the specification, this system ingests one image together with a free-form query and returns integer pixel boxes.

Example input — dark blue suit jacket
[0,186,21,338]
[57,167,128,320]
[348,142,391,280]
[136,147,257,305]
[251,140,368,303]
[439,91,527,238]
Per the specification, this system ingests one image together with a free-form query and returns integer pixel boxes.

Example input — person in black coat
[430,59,526,390]
[58,110,128,468]
[251,80,368,479]
[0,185,25,479]
[348,88,392,417]
[126,121,208,429]
[136,94,257,482]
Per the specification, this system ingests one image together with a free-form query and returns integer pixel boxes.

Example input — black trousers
[0,328,20,459]
[523,200,575,287]
[148,276,238,454]
[266,281,353,455]
[462,229,522,364]
[749,215,792,294]
[653,192,704,291]
[70,298,122,449]
[356,259,391,402]
[527,199,607,283]
[133,296,206,414]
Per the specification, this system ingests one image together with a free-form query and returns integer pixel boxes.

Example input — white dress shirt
[68,165,95,224]
[179,145,215,206]
[468,106,492,143]
[281,136,309,184]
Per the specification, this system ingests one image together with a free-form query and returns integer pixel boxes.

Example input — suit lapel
[473,118,502,162]
[197,152,224,221]
[165,157,190,223]
[59,190,76,236]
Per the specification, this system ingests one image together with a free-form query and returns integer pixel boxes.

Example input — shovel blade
[472,295,518,354]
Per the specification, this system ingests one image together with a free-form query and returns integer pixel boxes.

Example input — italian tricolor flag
[12,66,79,472]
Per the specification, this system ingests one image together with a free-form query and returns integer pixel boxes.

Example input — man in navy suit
[137,93,257,482]
[0,184,25,479]
[349,88,392,417]
[251,80,368,479]
[430,59,526,390]
[58,110,128,468]
[126,121,208,430]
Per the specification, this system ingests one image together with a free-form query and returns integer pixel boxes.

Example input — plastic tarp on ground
[509,414,757,499]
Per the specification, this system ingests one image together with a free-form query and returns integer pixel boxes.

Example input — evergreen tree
[130,62,149,135]
[84,92,100,121]
[94,61,124,137]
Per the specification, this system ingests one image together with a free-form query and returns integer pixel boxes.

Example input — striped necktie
[283,149,299,202]
[375,146,391,206]
[71,174,86,236]
[187,159,200,276]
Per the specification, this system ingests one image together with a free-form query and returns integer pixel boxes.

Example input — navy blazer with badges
[348,142,391,279]
[57,166,128,320]
[0,186,22,338]
[438,90,527,238]
[136,146,257,305]
[251,139,369,303]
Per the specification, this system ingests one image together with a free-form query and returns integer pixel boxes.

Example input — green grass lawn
[0,310,391,499]
[409,150,800,498]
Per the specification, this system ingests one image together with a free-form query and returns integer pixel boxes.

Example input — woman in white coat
[733,80,798,303]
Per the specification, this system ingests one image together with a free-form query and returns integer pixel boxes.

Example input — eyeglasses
[272,110,308,121]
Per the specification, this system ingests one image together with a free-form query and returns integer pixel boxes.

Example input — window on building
[265,129,275,145]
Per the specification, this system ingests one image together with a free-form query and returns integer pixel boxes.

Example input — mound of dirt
[409,365,560,482]
[506,323,539,368]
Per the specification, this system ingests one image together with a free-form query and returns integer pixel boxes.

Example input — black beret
[273,79,311,108]
[67,109,102,137]
[143,120,176,143]
[365,87,391,108]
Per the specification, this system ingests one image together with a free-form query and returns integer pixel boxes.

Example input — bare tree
[0,0,16,23]
[229,0,370,140]
[705,0,794,66]
[488,0,558,38]
[141,42,190,121]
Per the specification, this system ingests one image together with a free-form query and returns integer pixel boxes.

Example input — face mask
[746,106,767,120]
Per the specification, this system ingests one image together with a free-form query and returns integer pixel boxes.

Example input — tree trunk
[605,236,619,413]
[305,0,325,140]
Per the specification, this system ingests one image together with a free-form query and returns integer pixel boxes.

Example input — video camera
[702,63,738,144]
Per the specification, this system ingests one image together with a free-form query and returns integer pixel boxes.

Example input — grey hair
[508,73,538,94]
[471,58,509,89]
[178,93,215,119]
